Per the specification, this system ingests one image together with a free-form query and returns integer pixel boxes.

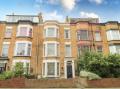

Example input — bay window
[14,41,32,56]
[44,42,59,57]
[44,26,59,38]
[106,30,120,41]
[42,60,59,77]
[17,25,32,37]
[77,30,89,40]
[109,45,120,54]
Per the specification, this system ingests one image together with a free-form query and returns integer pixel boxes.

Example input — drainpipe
[90,23,96,51]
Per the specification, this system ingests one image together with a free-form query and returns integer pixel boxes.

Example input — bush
[0,71,14,80]
[0,74,6,80]
[77,51,120,78]
[80,70,101,80]
[14,62,24,77]
[3,71,14,79]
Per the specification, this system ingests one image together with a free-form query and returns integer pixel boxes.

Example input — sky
[0,0,120,22]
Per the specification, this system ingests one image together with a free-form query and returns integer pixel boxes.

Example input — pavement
[0,88,120,89]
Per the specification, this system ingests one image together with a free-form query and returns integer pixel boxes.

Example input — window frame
[64,28,71,39]
[1,42,10,57]
[14,41,32,56]
[5,26,12,38]
[96,45,103,53]
[77,30,89,40]
[44,26,59,38]
[65,43,72,57]
[42,60,60,78]
[106,30,120,41]
[16,25,33,37]
[43,41,59,57]
[95,31,101,41]
[109,45,120,54]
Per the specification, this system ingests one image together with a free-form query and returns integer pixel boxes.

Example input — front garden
[0,62,31,80]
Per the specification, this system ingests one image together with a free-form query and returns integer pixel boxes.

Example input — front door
[67,62,73,78]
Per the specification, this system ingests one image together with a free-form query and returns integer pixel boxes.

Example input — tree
[77,51,120,78]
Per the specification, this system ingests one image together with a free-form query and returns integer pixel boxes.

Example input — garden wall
[0,77,120,88]
[25,78,78,88]
[0,77,25,88]
[87,78,120,88]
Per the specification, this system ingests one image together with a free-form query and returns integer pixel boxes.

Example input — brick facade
[0,14,120,78]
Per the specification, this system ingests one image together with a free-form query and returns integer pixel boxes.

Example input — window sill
[43,56,60,58]
[44,37,59,39]
[16,36,32,38]
[65,56,72,58]
[14,56,31,57]
[4,37,11,39]
[95,40,102,42]
[77,40,90,41]
[64,38,71,40]
[107,40,120,41]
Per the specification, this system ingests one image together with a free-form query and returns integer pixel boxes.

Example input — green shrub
[0,74,6,80]
[0,71,14,80]
[3,71,14,79]
[77,51,120,78]
[14,62,24,77]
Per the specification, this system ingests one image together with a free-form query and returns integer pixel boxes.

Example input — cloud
[60,0,76,10]
[80,11,100,18]
[35,0,77,11]
[43,11,64,22]
[88,0,104,4]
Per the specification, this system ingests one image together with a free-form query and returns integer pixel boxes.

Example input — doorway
[67,61,73,78]
[0,63,6,73]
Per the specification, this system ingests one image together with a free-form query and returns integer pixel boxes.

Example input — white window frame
[5,26,12,38]
[42,59,60,78]
[95,31,101,41]
[106,30,120,41]
[109,45,120,54]
[43,41,59,57]
[64,28,71,39]
[17,24,33,37]
[44,26,59,38]
[65,42,72,57]
[1,42,10,57]
[14,41,32,56]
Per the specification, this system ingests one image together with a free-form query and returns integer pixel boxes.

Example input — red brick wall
[25,78,77,88]
[0,77,120,88]
[0,77,25,88]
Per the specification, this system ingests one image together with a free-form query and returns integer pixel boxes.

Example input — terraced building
[0,13,120,78]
